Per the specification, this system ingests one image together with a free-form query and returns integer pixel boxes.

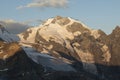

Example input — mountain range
[0,16,120,80]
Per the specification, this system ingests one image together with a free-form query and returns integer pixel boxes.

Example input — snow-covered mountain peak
[18,16,103,47]
[1,16,120,80]
[41,16,90,29]
[40,16,101,39]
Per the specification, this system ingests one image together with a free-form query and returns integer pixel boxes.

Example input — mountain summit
[0,16,120,80]
[18,16,120,80]
[18,16,101,46]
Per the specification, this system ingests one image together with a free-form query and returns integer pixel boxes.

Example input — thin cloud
[0,19,29,34]
[17,0,68,9]
[23,19,44,25]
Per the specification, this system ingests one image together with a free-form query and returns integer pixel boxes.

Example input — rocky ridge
[0,16,120,80]
[18,16,120,80]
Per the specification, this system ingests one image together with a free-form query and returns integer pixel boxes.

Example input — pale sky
[0,0,120,34]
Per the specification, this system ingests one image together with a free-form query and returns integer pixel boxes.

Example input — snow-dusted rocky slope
[23,47,75,72]
[0,16,120,80]
[18,16,119,76]
[0,40,96,80]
